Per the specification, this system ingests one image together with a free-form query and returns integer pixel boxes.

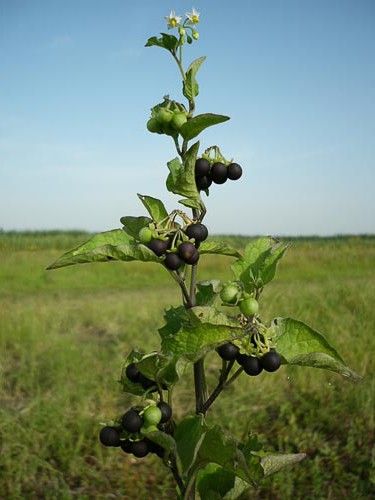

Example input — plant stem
[169,455,186,496]
[201,360,235,414]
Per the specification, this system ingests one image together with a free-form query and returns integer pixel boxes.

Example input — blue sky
[1,0,374,235]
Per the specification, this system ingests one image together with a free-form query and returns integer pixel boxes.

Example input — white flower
[165,11,182,29]
[186,8,200,24]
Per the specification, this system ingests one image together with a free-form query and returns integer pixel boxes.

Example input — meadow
[0,232,374,499]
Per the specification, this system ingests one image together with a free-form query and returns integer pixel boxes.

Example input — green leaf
[260,453,306,477]
[197,464,236,500]
[175,415,206,474]
[159,306,243,362]
[200,240,242,258]
[272,317,361,382]
[183,56,206,100]
[137,194,169,223]
[178,197,202,209]
[120,216,152,239]
[145,33,178,52]
[196,426,262,485]
[180,114,230,141]
[231,237,287,291]
[196,280,222,306]
[166,142,201,205]
[231,237,274,279]
[46,229,160,270]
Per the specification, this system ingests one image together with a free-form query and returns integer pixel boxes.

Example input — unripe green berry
[138,227,153,244]
[143,405,162,426]
[239,297,259,316]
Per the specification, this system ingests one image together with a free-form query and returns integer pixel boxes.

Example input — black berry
[211,162,228,184]
[148,239,169,257]
[139,373,157,391]
[121,409,143,433]
[195,158,211,177]
[261,350,282,372]
[241,356,263,376]
[157,402,172,423]
[147,439,164,458]
[187,249,199,265]
[120,439,133,453]
[178,242,197,263]
[227,163,243,180]
[130,439,150,458]
[164,252,183,271]
[125,363,140,383]
[217,343,239,361]
[196,175,212,190]
[185,223,208,242]
[99,426,121,447]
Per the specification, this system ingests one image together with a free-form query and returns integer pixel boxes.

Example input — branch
[201,360,239,414]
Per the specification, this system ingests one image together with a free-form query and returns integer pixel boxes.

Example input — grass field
[0,232,374,499]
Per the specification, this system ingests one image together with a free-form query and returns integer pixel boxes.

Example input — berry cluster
[138,222,208,271]
[99,401,172,459]
[217,343,282,376]
[220,282,259,316]
[147,98,188,136]
[195,158,243,191]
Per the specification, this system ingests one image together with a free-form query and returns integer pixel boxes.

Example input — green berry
[239,297,259,316]
[220,283,240,304]
[143,405,162,426]
[171,112,187,130]
[138,227,153,244]
[146,118,162,134]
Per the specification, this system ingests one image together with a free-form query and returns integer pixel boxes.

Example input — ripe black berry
[164,252,183,271]
[240,355,263,376]
[217,343,239,361]
[261,350,282,372]
[130,439,149,458]
[227,163,243,180]
[99,426,121,447]
[121,409,143,433]
[187,249,199,265]
[125,363,140,383]
[157,402,172,423]
[139,373,157,391]
[211,162,228,184]
[178,242,197,263]
[120,439,133,453]
[147,439,164,458]
[148,239,169,256]
[195,158,211,177]
[185,223,208,242]
[196,175,212,190]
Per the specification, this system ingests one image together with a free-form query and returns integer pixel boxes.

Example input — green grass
[0,232,374,499]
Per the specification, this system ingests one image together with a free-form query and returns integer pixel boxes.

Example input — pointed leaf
[166,143,201,205]
[183,56,206,100]
[200,240,242,258]
[46,229,160,269]
[137,194,169,223]
[260,453,306,477]
[145,33,178,52]
[175,415,206,474]
[197,464,236,500]
[120,216,152,239]
[272,317,361,382]
[180,114,230,141]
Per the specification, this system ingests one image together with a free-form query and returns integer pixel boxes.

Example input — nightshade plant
[48,9,361,499]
